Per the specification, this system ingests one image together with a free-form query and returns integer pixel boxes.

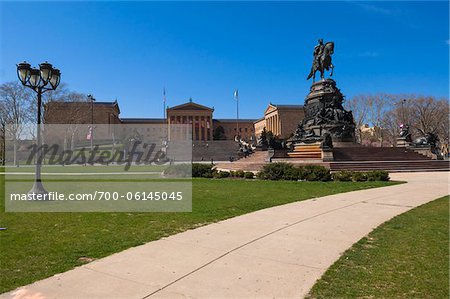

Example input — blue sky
[1,1,448,119]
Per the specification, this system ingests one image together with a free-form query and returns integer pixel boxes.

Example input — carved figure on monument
[398,124,412,142]
[321,132,333,149]
[412,130,439,148]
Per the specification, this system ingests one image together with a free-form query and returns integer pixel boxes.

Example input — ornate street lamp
[16,61,61,199]
[87,94,96,153]
[401,98,407,125]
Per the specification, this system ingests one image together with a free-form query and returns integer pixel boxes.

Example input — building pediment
[264,104,277,115]
[168,101,214,112]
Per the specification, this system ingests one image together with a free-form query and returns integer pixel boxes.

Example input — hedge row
[164,163,390,182]
[163,163,254,179]
[256,163,332,181]
[332,170,390,182]
[214,170,255,179]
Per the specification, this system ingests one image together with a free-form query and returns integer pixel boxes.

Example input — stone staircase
[287,143,322,159]
[192,140,240,162]
[330,160,449,172]
[238,151,268,162]
[333,147,429,161]
[215,150,267,172]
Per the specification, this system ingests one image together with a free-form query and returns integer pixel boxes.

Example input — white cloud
[353,2,393,15]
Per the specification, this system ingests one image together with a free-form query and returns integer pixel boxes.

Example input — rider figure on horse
[313,39,324,69]
[307,38,334,82]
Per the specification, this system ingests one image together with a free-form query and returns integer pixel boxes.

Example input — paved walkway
[2,172,448,299]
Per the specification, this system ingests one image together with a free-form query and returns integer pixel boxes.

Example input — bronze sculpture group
[292,39,355,146]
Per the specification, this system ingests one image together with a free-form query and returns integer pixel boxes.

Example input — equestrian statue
[307,39,335,82]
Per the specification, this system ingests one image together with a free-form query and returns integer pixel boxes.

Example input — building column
[189,116,193,141]
[199,116,203,141]
[194,116,198,141]
[272,116,275,134]
[202,116,206,141]
[208,116,213,140]
[279,118,282,137]
[275,115,278,135]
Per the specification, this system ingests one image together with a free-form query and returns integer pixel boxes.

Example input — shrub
[229,171,236,177]
[257,162,297,180]
[332,170,353,181]
[235,170,245,178]
[302,165,331,181]
[284,166,304,181]
[352,171,368,182]
[192,163,215,178]
[163,163,192,177]
[366,170,390,181]
[244,171,255,179]
[214,170,230,178]
[257,163,331,181]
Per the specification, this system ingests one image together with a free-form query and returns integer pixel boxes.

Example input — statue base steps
[396,137,410,148]
[287,142,332,160]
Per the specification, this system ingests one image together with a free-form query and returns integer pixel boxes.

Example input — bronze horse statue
[307,42,334,82]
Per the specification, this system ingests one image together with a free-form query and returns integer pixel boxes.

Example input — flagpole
[237,95,239,140]
[235,89,239,141]
[163,88,166,119]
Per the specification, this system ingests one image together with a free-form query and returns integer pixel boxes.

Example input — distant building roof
[253,117,265,124]
[46,100,121,113]
[214,118,257,123]
[270,104,304,109]
[121,118,165,124]
[167,100,214,112]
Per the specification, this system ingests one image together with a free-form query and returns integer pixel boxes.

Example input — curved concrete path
[2,172,448,299]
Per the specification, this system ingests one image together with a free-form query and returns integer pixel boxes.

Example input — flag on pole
[233,89,238,100]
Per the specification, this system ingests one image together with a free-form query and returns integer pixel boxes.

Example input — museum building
[44,99,305,142]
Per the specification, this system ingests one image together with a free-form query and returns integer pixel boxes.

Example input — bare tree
[0,82,34,165]
[345,95,370,143]
[408,96,449,139]
[346,93,392,147]
[42,88,87,151]
[349,93,449,148]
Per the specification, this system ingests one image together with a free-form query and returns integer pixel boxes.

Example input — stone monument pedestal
[289,78,356,160]
[396,137,410,148]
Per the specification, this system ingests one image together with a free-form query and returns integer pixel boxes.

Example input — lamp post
[16,61,61,198]
[401,98,407,125]
[87,94,96,153]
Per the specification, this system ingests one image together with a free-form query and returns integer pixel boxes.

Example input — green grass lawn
[307,196,449,299]
[0,168,397,294]
[4,164,167,173]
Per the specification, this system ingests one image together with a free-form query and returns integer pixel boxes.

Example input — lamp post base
[28,180,49,201]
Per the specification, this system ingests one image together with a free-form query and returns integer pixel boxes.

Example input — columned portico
[167,100,214,141]
[254,103,305,139]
